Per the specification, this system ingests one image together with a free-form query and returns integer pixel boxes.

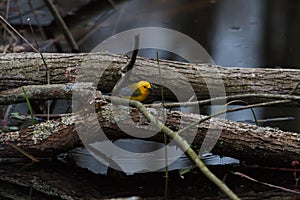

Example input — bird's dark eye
[143,86,147,89]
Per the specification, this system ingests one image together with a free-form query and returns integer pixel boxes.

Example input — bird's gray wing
[118,87,140,97]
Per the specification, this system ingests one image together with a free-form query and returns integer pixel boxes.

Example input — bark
[0,119,81,158]
[0,84,73,105]
[0,101,299,167]
[1,83,300,106]
[0,52,299,166]
[0,52,299,103]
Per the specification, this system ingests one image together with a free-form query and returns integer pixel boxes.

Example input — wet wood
[0,101,299,166]
[0,52,299,103]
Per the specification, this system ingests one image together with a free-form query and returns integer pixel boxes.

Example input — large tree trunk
[1,52,299,102]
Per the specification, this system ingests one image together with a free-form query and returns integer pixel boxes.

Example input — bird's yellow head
[137,81,152,94]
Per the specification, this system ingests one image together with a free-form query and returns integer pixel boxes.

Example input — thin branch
[148,93,300,108]
[178,99,291,135]
[6,142,39,162]
[245,165,300,173]
[0,15,39,52]
[113,34,140,94]
[121,34,140,73]
[291,81,300,95]
[28,19,49,72]
[108,96,240,200]
[43,0,78,51]
[26,0,47,40]
[1,21,18,43]
[2,0,10,41]
[233,171,300,195]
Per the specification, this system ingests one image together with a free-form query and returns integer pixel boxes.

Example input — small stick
[113,34,140,94]
[0,15,39,52]
[6,142,39,162]
[43,0,78,51]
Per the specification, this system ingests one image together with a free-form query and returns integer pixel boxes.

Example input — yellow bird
[119,81,152,102]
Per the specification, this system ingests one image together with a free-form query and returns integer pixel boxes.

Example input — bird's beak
[149,87,153,91]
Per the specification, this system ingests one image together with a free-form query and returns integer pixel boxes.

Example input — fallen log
[0,100,299,166]
[0,52,299,103]
[0,52,299,167]
[1,83,300,106]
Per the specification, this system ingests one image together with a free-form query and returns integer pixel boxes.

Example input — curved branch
[110,96,240,199]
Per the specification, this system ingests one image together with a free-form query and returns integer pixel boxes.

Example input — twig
[148,93,300,108]
[291,81,300,95]
[121,34,140,74]
[27,19,49,72]
[109,96,240,200]
[26,0,47,40]
[178,99,291,135]
[245,165,300,172]
[0,15,39,52]
[77,10,113,46]
[6,142,39,162]
[224,100,258,126]
[43,0,78,51]
[113,34,140,94]
[27,18,51,120]
[2,0,10,41]
[233,171,300,195]
[1,21,18,43]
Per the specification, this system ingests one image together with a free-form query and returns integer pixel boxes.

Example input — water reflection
[211,0,265,67]
[74,0,300,68]
[67,140,239,175]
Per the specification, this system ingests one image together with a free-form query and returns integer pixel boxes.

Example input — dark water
[71,0,300,68]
